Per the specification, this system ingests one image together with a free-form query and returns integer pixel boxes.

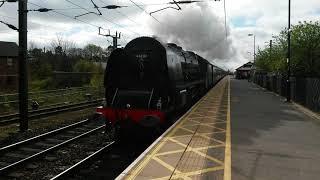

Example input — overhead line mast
[19,0,28,131]
[98,27,121,49]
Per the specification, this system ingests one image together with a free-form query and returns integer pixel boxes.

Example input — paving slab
[231,79,320,180]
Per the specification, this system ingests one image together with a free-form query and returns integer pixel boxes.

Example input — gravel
[5,128,111,180]
[0,108,96,147]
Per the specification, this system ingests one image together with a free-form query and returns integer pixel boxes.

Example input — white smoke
[148,3,236,68]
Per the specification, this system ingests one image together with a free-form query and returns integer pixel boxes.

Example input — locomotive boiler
[96,37,225,134]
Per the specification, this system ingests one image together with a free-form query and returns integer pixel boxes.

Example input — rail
[50,141,115,180]
[0,99,102,126]
[0,119,106,175]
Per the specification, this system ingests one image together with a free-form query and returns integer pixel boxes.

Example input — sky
[0,0,319,70]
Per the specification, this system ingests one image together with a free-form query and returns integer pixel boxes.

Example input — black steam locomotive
[96,37,225,132]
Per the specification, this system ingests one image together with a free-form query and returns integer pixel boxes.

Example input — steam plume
[149,3,236,66]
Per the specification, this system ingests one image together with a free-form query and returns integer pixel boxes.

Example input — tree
[50,34,76,55]
[255,21,320,77]
[68,48,85,58]
[83,44,103,61]
[54,46,63,56]
[290,21,320,76]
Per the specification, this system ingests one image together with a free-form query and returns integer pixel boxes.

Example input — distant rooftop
[236,62,253,71]
[0,41,18,57]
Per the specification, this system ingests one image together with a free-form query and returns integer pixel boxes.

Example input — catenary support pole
[286,0,291,102]
[18,0,28,131]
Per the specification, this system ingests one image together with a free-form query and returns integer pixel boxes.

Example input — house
[235,62,254,79]
[0,41,18,91]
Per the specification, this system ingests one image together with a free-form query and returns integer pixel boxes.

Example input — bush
[73,59,96,72]
[29,78,53,91]
[90,63,104,88]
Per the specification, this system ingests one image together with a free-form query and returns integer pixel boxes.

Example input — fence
[52,71,98,88]
[253,73,320,112]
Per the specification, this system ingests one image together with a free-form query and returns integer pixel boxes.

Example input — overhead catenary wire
[126,0,217,25]
[127,0,161,24]
[28,1,123,47]
[65,0,136,34]
[149,0,182,15]
[64,0,140,36]
[28,1,108,30]
[3,0,222,46]
[23,0,217,11]
[115,9,142,26]
[65,0,101,18]
[97,0,143,28]
[29,1,114,47]
[0,19,18,30]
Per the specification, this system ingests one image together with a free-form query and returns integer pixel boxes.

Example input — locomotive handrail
[148,88,154,109]
[111,88,118,107]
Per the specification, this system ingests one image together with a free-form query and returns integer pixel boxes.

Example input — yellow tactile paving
[120,77,231,180]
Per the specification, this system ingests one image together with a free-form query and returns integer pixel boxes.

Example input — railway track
[0,99,102,126]
[0,118,114,179]
[50,142,114,180]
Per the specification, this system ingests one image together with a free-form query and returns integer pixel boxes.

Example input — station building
[235,62,253,79]
[0,41,18,91]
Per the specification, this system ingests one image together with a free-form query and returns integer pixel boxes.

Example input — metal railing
[253,73,320,112]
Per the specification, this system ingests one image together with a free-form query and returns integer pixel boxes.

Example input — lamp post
[286,0,291,102]
[248,34,255,63]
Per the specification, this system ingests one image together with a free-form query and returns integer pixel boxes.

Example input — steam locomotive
[96,37,225,134]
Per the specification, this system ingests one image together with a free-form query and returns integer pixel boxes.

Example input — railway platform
[117,76,320,180]
[117,77,231,180]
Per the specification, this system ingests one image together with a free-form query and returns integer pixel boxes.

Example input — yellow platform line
[178,127,226,145]
[124,78,229,180]
[152,156,192,180]
[155,144,225,156]
[153,166,225,180]
[174,166,225,178]
[125,90,205,180]
[168,138,224,166]
[224,76,231,180]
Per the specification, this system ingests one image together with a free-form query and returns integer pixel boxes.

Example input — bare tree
[50,34,76,55]
[28,40,37,51]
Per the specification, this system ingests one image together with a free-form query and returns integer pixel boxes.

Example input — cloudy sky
[0,0,319,70]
